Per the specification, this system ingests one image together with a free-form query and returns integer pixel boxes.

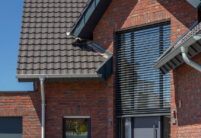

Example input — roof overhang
[70,0,112,39]
[16,74,104,82]
[154,35,201,74]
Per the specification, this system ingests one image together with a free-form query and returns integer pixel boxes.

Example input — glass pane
[65,119,88,138]
[115,23,171,116]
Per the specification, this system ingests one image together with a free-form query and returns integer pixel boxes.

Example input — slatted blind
[115,22,171,117]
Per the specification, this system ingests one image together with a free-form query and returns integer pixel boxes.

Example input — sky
[0,0,33,91]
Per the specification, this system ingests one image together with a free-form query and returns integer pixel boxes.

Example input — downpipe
[181,46,201,72]
[39,76,45,138]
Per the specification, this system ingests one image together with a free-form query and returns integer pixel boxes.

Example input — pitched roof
[17,0,112,81]
[154,21,201,74]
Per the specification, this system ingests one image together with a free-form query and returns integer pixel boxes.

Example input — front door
[133,117,161,138]
[117,116,163,138]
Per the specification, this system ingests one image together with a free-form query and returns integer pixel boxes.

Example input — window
[63,117,91,138]
[115,21,171,138]
[115,22,171,116]
[0,117,22,138]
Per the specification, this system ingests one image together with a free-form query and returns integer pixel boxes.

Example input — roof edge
[154,21,201,71]
[70,0,112,39]
[154,35,201,69]
[70,0,92,35]
[16,74,103,82]
[155,21,199,64]
[96,55,113,80]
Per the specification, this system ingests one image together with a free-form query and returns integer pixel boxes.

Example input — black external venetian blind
[115,22,171,117]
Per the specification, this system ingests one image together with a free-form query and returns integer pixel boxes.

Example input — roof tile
[17,0,107,78]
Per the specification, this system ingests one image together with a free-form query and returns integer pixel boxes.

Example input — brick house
[0,0,200,138]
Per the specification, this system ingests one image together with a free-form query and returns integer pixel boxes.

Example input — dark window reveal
[115,22,171,116]
[0,117,22,138]
[63,118,91,138]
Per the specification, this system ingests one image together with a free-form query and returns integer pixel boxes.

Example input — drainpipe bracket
[39,76,45,82]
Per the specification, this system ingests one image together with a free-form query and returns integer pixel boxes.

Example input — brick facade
[171,54,201,138]
[0,92,41,138]
[0,77,114,138]
[44,79,114,138]
[0,0,200,138]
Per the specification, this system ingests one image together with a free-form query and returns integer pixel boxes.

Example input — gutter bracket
[181,46,201,72]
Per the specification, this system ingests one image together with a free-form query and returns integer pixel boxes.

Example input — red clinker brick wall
[171,53,201,138]
[0,92,41,138]
[0,77,114,138]
[44,78,114,138]
[93,0,199,137]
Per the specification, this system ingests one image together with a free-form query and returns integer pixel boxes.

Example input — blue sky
[0,0,33,91]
